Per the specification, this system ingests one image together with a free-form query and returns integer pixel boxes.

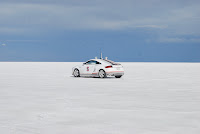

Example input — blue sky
[0,0,200,62]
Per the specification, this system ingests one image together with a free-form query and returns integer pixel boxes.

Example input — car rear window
[103,59,121,65]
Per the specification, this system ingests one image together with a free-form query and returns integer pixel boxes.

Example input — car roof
[88,59,109,64]
[88,59,120,65]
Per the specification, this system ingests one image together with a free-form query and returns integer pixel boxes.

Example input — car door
[82,60,96,75]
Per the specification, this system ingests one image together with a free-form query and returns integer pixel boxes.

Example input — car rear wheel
[99,70,106,78]
[115,75,122,78]
[73,69,80,77]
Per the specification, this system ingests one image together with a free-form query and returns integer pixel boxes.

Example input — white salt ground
[0,62,200,134]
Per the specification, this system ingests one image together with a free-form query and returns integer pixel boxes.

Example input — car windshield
[103,59,121,65]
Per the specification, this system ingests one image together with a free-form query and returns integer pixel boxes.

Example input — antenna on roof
[100,48,103,59]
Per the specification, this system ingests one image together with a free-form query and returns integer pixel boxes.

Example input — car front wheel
[73,69,80,77]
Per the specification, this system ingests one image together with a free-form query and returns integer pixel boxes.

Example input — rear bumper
[106,71,124,76]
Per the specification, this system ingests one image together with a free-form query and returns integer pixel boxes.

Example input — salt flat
[0,62,200,134]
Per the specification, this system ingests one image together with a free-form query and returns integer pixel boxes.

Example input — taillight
[105,65,112,68]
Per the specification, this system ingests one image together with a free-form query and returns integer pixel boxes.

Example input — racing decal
[87,66,89,71]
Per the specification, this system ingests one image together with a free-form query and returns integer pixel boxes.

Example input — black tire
[115,75,122,78]
[98,70,106,78]
[73,69,80,77]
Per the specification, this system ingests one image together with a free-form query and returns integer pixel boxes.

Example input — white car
[72,58,124,78]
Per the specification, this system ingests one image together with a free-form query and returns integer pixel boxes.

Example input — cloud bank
[0,0,200,42]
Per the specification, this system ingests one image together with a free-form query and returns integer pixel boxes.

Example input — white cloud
[0,27,28,34]
[1,44,6,46]
[158,37,200,43]
[134,25,167,29]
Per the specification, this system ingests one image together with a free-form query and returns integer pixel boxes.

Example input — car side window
[85,60,96,65]
[96,61,101,64]
[85,60,101,65]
